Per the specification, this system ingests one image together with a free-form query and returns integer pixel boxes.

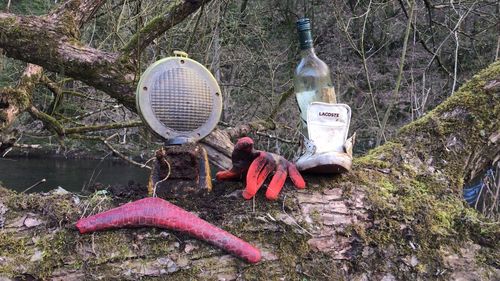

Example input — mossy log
[0,0,212,112]
[0,62,499,280]
[0,64,43,130]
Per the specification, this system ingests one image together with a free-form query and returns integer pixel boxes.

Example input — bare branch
[64,120,142,134]
[121,0,212,57]
[71,133,152,169]
[225,119,275,139]
[376,0,416,146]
[40,75,65,115]
[51,0,109,27]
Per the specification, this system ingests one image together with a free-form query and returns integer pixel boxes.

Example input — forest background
[1,0,498,156]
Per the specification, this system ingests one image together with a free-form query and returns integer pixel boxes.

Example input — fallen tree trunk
[0,61,498,280]
[0,0,212,112]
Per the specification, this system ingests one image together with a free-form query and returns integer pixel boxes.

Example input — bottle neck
[300,47,316,58]
[298,29,314,50]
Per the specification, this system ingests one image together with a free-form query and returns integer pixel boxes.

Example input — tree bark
[0,62,498,280]
[0,11,136,110]
[0,0,213,112]
[0,64,43,129]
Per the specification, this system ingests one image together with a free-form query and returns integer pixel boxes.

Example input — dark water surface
[0,158,149,193]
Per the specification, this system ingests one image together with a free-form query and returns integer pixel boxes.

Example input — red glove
[216,137,306,200]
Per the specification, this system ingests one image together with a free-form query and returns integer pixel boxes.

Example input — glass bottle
[294,18,334,134]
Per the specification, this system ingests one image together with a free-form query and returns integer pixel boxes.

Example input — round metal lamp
[136,51,222,145]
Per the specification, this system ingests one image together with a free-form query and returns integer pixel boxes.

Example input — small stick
[153,159,171,197]
[22,178,47,193]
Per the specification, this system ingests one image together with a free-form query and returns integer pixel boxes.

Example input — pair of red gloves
[216,137,305,200]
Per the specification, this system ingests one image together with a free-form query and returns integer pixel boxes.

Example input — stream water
[0,158,149,193]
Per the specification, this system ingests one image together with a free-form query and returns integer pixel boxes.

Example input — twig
[141,157,156,169]
[496,34,500,61]
[71,134,152,170]
[255,131,298,144]
[360,0,384,141]
[423,0,479,73]
[83,151,111,192]
[65,120,142,134]
[22,179,47,193]
[450,0,461,95]
[63,90,117,104]
[13,143,41,149]
[268,87,294,120]
[153,159,171,197]
[1,147,12,158]
[184,2,205,53]
[376,0,415,146]
[281,195,313,236]
[74,105,123,120]
[225,119,275,139]
[102,134,152,170]
[40,75,64,115]
[397,0,452,77]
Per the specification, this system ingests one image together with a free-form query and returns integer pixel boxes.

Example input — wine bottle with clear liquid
[294,18,334,135]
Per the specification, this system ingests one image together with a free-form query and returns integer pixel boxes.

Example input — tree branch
[40,75,64,116]
[121,0,212,57]
[64,120,142,134]
[0,1,269,168]
[0,64,43,129]
[51,0,109,27]
[0,12,136,109]
[27,105,65,136]
[71,133,152,169]
[376,0,415,146]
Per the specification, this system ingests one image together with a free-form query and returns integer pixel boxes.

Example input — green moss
[0,15,17,29]
[4,192,79,224]
[31,229,81,278]
[352,156,477,278]
[361,171,498,279]
[166,266,202,280]
[146,231,178,257]
[0,233,30,275]
[89,231,135,265]
[354,142,403,169]
[343,60,500,278]
[0,88,29,110]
